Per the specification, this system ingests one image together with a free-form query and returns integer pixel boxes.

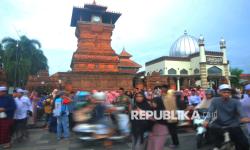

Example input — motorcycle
[73,105,130,142]
[213,127,236,150]
[193,108,208,149]
[193,109,236,150]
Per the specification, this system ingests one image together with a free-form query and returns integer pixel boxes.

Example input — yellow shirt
[43,98,53,114]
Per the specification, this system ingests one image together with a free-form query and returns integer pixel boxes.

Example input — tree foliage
[1,35,48,87]
[230,67,243,88]
[0,43,4,68]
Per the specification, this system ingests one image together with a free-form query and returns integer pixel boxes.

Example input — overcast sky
[0,0,250,74]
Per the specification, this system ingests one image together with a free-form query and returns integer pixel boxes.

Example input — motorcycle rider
[195,89,214,110]
[80,92,129,148]
[112,88,131,135]
[195,89,214,145]
[203,84,250,150]
[88,92,114,139]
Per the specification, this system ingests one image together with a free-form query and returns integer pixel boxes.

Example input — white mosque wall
[145,61,165,75]
[228,64,231,76]
[164,60,190,75]
[145,56,229,76]
[190,56,200,75]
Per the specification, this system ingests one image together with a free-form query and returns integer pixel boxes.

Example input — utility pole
[14,42,18,88]
[14,29,21,88]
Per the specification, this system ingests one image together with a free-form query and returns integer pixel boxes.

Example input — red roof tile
[241,74,250,77]
[119,59,142,68]
[119,48,132,58]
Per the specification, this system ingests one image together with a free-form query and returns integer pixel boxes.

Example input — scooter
[193,108,208,149]
[194,110,236,150]
[73,105,130,141]
[213,127,236,150]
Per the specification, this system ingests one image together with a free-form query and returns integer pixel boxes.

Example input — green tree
[0,43,4,67]
[1,35,48,87]
[230,68,243,88]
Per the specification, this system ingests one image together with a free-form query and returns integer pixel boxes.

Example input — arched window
[168,68,177,75]
[208,66,222,75]
[180,69,188,75]
[159,69,164,75]
[194,68,200,74]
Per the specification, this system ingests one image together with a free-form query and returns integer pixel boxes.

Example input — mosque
[144,31,230,90]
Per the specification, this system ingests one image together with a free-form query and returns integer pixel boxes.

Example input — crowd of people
[1,83,250,150]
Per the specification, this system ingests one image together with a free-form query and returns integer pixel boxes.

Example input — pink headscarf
[105,92,114,104]
[92,90,98,94]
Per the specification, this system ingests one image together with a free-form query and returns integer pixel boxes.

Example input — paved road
[3,128,214,150]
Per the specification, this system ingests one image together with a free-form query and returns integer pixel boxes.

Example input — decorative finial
[199,34,204,40]
[198,34,205,46]
[220,37,225,42]
[184,30,187,35]
[93,0,96,5]
[220,37,226,49]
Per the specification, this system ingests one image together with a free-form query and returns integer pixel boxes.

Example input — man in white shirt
[14,89,32,141]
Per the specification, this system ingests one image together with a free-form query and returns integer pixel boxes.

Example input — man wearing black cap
[204,84,250,150]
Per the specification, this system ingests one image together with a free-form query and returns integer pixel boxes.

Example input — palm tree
[2,35,48,87]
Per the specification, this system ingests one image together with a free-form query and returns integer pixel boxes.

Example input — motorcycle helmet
[205,89,214,96]
[92,92,106,101]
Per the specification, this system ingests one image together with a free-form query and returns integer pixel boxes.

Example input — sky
[0,0,250,74]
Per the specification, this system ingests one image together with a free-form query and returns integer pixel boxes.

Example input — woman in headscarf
[164,89,179,148]
[131,92,153,150]
[147,85,169,150]
[195,89,214,110]
[29,91,40,125]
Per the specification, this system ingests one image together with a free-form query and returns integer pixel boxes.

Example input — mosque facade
[144,31,230,90]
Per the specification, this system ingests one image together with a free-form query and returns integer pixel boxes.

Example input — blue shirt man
[53,92,71,140]
[189,95,201,106]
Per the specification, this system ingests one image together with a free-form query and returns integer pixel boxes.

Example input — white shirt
[14,96,32,119]
[23,95,33,111]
